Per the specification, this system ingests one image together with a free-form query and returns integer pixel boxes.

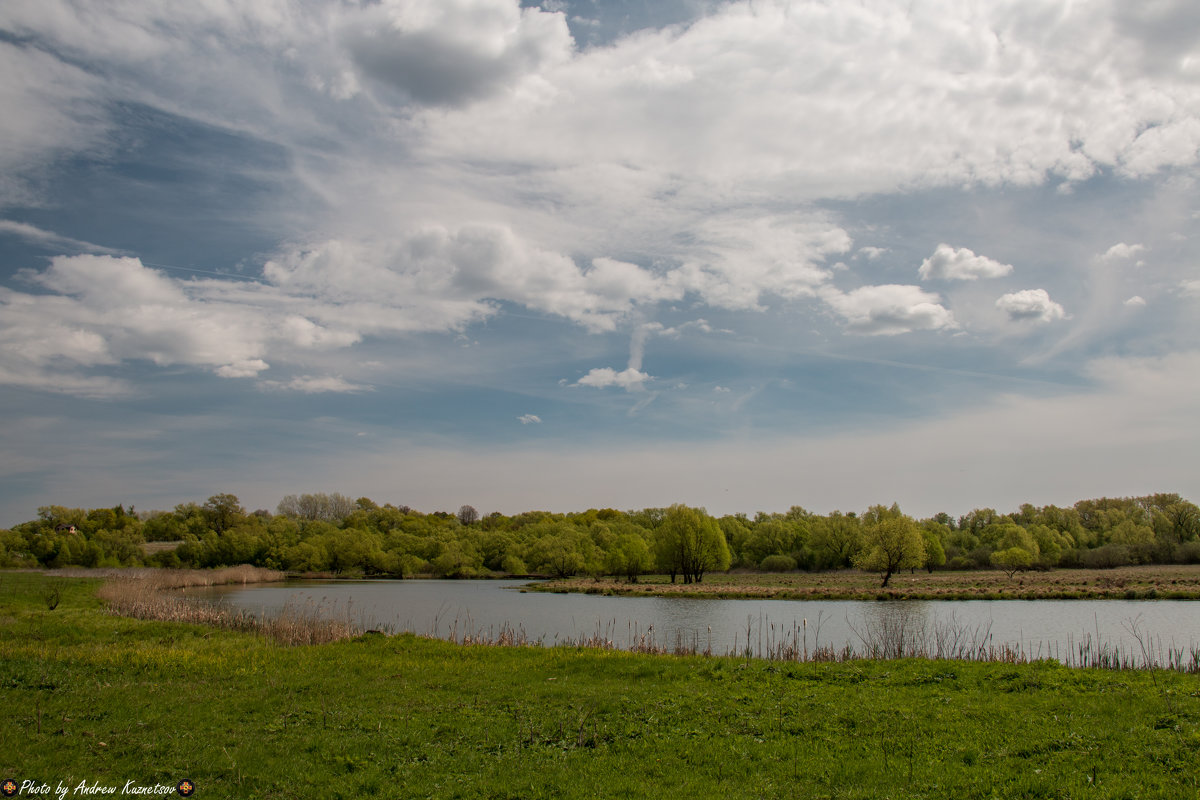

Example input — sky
[1,0,1199,525]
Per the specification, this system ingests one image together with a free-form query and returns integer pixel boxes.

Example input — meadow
[2,571,1199,799]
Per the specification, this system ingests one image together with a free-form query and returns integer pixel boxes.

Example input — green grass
[2,572,1199,799]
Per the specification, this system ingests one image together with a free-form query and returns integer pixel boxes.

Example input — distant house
[54,523,78,534]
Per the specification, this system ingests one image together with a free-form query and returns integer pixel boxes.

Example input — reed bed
[407,607,1200,674]
[50,564,285,589]
[94,566,363,645]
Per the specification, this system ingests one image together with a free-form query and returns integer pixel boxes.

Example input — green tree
[853,514,925,588]
[202,493,246,534]
[655,505,730,584]
[809,512,863,569]
[920,524,946,573]
[604,533,653,583]
[991,547,1033,579]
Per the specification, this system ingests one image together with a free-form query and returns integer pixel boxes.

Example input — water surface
[188,578,1200,664]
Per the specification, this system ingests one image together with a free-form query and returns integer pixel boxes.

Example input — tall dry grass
[92,566,363,645]
[414,607,1200,673]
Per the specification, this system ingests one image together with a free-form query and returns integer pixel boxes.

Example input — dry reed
[94,567,363,645]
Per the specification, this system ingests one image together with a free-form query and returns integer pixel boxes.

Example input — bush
[1174,541,1200,564]
[1080,544,1132,569]
[501,555,528,575]
[759,554,797,572]
[946,555,975,571]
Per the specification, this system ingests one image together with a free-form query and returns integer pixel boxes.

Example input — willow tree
[656,504,731,584]
[853,514,925,588]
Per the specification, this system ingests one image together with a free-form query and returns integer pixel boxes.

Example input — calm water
[187,579,1200,663]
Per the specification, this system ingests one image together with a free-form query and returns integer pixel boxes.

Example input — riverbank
[3,572,1199,798]
[528,564,1200,600]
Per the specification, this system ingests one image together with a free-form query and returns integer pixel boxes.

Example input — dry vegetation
[534,564,1200,600]
[83,566,364,645]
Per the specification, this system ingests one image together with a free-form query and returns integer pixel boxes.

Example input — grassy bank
[531,564,1200,601]
[2,572,1200,799]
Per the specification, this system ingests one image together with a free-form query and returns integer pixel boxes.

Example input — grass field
[531,564,1200,601]
[2,571,1199,799]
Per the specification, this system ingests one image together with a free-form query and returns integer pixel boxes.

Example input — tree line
[2,491,1198,585]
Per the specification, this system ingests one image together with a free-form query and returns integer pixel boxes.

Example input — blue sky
[2,0,1199,525]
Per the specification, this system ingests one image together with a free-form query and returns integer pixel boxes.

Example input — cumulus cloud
[340,0,572,107]
[575,367,652,389]
[820,285,957,336]
[265,226,683,334]
[1099,242,1147,263]
[1180,279,1200,297]
[918,244,1014,281]
[518,414,542,424]
[995,289,1067,323]
[669,216,850,311]
[1124,295,1147,308]
[0,255,365,393]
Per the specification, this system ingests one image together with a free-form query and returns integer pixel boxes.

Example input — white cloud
[0,43,106,204]
[918,244,1014,281]
[260,375,373,394]
[265,226,681,334]
[1099,242,1147,263]
[0,220,123,255]
[1124,295,1147,308]
[340,0,572,108]
[216,361,271,379]
[995,289,1067,323]
[668,216,850,311]
[2,0,1200,399]
[518,414,542,424]
[575,367,652,389]
[1179,279,1200,297]
[0,255,362,393]
[820,285,957,336]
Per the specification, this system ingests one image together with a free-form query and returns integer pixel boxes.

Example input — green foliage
[758,553,797,572]
[853,513,926,587]
[655,504,730,584]
[604,533,654,582]
[4,491,1200,580]
[991,546,1034,579]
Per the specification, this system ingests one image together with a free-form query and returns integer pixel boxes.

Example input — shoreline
[525,564,1200,601]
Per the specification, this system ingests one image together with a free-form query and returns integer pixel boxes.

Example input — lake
[187,578,1200,666]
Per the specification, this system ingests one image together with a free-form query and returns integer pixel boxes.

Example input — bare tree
[457,505,479,526]
[277,492,357,522]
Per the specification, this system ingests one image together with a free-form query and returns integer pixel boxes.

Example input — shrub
[1175,541,1200,564]
[946,556,974,571]
[759,554,797,572]
[501,555,529,575]
[1080,544,1132,569]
